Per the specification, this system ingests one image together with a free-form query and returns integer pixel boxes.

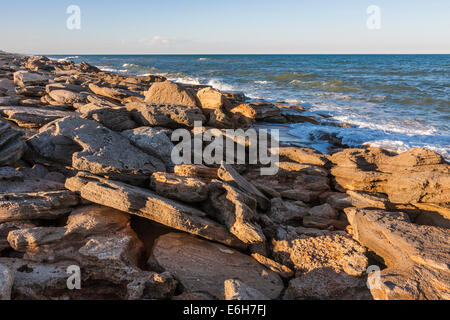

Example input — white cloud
[139,36,170,47]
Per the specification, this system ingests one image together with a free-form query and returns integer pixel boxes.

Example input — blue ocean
[49,54,450,159]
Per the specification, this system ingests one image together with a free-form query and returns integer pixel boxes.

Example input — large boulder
[65,172,245,249]
[148,233,284,300]
[272,232,371,300]
[144,80,198,108]
[330,148,449,204]
[345,208,450,300]
[27,117,165,184]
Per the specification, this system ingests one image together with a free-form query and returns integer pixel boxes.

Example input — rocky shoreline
[0,51,448,300]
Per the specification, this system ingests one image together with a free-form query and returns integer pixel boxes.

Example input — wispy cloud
[139,36,170,47]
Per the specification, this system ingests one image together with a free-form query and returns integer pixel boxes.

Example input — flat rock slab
[27,116,165,184]
[0,106,75,128]
[148,232,284,300]
[0,190,79,223]
[126,102,205,128]
[345,208,450,300]
[65,173,245,249]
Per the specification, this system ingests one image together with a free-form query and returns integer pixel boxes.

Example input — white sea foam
[207,79,235,92]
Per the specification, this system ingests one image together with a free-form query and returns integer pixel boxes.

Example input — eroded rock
[148,233,283,300]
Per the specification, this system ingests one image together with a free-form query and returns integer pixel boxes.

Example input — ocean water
[49,54,450,159]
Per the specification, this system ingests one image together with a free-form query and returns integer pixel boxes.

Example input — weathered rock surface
[224,279,270,300]
[5,205,177,300]
[244,162,330,204]
[65,173,245,248]
[345,208,450,300]
[121,127,174,164]
[330,148,449,204]
[218,163,270,210]
[272,232,370,300]
[0,106,75,128]
[148,233,283,299]
[0,120,26,166]
[284,268,371,300]
[79,103,137,131]
[269,198,308,225]
[88,83,144,102]
[27,117,165,184]
[208,180,266,245]
[13,71,48,87]
[0,264,13,300]
[276,146,330,166]
[48,90,87,106]
[150,172,208,203]
[144,80,198,108]
[126,102,205,128]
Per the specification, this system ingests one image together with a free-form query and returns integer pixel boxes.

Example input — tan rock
[13,71,48,87]
[174,164,218,180]
[0,120,26,166]
[0,264,13,300]
[48,90,87,106]
[79,103,137,131]
[345,208,450,300]
[27,117,165,184]
[0,106,75,129]
[126,102,205,128]
[272,233,368,276]
[144,80,198,107]
[150,172,208,203]
[148,233,283,300]
[218,163,270,210]
[224,279,270,300]
[276,146,329,166]
[251,253,294,279]
[208,180,266,245]
[65,173,245,249]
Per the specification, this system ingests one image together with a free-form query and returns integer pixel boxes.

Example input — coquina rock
[3,205,177,300]
[13,71,48,87]
[0,264,13,300]
[150,172,208,203]
[345,208,450,300]
[65,172,245,249]
[27,116,165,184]
[208,180,266,245]
[0,106,75,129]
[244,162,330,203]
[144,80,199,108]
[148,232,284,300]
[330,148,450,204]
[78,103,137,131]
[0,120,26,166]
[88,83,144,102]
[273,232,371,300]
[224,279,270,300]
[126,102,205,129]
[121,127,174,165]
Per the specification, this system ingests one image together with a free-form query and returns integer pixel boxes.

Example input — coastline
[0,51,449,300]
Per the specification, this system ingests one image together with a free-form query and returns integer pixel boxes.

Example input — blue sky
[1,0,449,54]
